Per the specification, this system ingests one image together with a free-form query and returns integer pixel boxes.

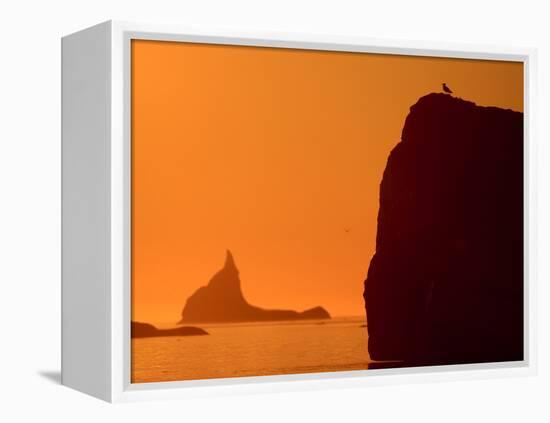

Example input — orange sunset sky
[131,39,523,323]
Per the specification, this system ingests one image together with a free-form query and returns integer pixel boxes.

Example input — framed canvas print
[61,21,537,402]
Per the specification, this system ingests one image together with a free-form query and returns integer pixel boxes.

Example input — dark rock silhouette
[364,93,523,366]
[180,250,331,323]
[131,321,208,338]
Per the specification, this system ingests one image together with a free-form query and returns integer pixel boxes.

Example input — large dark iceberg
[364,93,523,366]
[180,251,331,323]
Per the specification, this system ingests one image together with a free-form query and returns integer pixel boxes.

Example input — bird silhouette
[442,83,453,94]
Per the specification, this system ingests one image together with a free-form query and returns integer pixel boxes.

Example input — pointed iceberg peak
[224,249,237,271]
[180,248,331,324]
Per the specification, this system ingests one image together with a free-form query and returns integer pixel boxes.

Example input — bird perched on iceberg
[442,83,453,94]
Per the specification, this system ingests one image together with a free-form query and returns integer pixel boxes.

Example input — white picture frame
[61,20,537,403]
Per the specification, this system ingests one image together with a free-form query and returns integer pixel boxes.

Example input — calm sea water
[131,317,371,383]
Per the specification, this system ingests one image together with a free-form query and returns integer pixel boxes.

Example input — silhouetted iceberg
[364,93,523,366]
[180,251,331,323]
[131,321,208,338]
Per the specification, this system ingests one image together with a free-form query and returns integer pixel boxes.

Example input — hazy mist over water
[132,317,370,383]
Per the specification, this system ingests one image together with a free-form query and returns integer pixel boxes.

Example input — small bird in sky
[442,83,453,94]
